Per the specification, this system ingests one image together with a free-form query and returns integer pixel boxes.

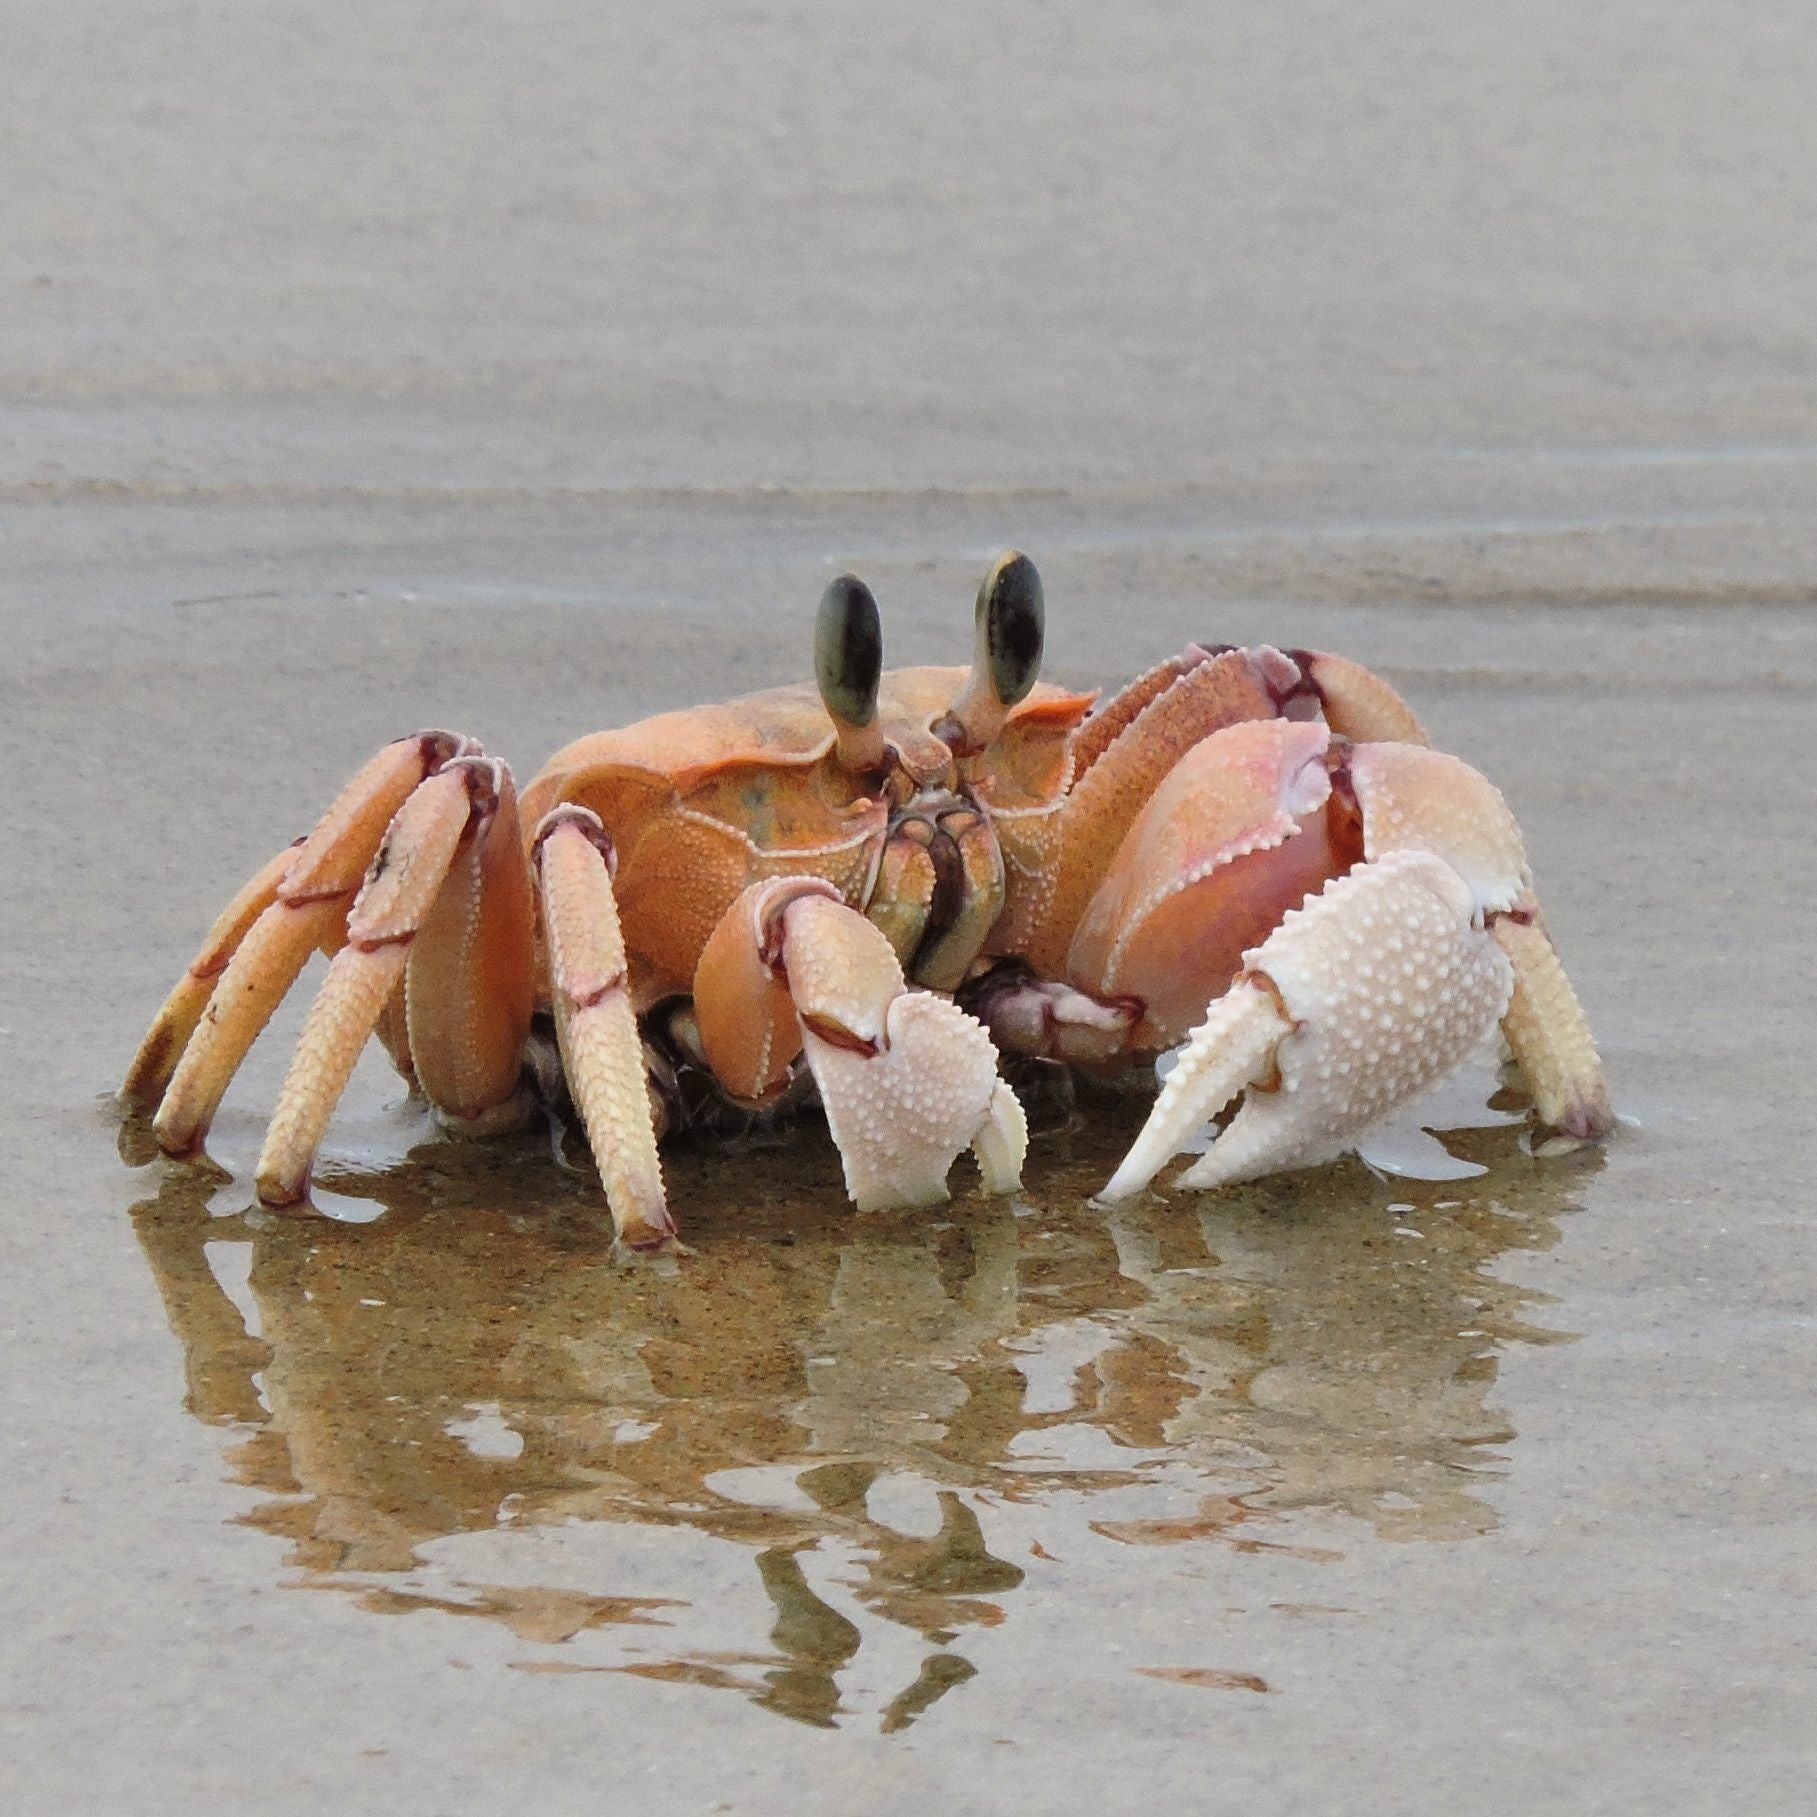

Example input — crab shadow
[123,1098,1602,1731]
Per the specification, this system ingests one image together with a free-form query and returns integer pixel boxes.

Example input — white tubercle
[1098,981,1288,1203]
[1102,850,1515,1200]
[1179,851,1513,1190]
[805,992,1019,1212]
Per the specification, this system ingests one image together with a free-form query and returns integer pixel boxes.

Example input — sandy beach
[3,3,1814,1811]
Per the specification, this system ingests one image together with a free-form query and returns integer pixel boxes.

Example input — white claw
[1105,851,1515,1198]
[972,1081,1029,1195]
[804,992,1020,1212]
[1098,983,1288,1203]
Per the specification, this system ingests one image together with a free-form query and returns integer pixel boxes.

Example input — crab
[124,553,1611,1248]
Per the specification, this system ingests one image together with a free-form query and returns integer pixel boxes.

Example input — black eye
[978,551,1044,707]
[815,575,883,728]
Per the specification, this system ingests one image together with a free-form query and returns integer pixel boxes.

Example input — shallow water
[6,1,1817,1811]
[119,1095,1589,1730]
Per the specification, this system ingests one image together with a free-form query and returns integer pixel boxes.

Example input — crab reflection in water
[126,1102,1598,1730]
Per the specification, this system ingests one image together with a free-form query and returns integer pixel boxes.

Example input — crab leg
[255,764,491,1204]
[123,839,303,1108]
[1344,740,1612,1143]
[150,733,462,1154]
[1289,649,1431,746]
[152,894,349,1157]
[693,879,1026,1211]
[534,808,673,1250]
[403,761,537,1128]
[1491,914,1612,1141]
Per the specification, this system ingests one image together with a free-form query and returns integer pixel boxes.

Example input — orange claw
[691,878,829,1103]
[1026,648,1287,975]
[1066,718,1339,1047]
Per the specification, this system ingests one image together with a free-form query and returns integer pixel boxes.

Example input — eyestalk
[815,574,886,772]
[942,550,1045,755]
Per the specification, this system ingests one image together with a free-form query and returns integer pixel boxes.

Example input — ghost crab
[125,553,1610,1248]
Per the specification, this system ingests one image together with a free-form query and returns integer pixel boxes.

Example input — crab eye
[816,575,883,729]
[816,575,888,773]
[938,550,1047,756]
[977,550,1044,708]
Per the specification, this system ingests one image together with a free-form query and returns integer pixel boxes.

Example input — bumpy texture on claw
[1102,851,1514,1199]
[1346,739,1611,1140]
[1348,742,1525,912]
[1098,982,1290,1204]
[1026,649,1285,974]
[806,991,1024,1211]
[1292,650,1431,746]
[709,883,1027,1211]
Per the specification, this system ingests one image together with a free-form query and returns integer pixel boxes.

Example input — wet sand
[4,4,1815,1813]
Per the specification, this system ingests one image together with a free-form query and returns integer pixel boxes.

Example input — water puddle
[121,1093,1600,1732]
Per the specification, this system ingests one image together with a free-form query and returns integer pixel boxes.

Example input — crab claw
[1100,851,1515,1201]
[694,880,1027,1211]
[807,993,1028,1211]
[1064,716,1339,1049]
